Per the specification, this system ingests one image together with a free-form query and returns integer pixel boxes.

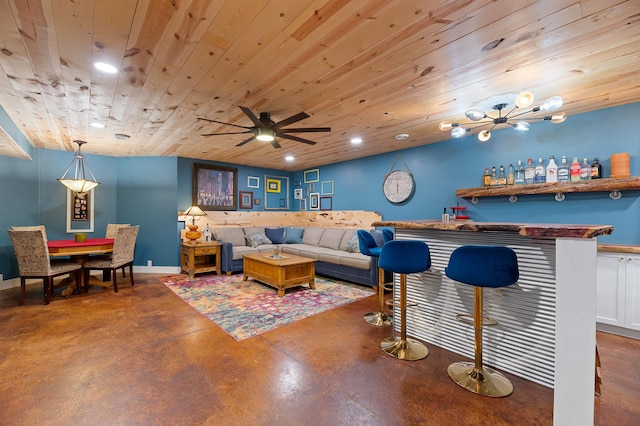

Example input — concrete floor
[0,273,638,425]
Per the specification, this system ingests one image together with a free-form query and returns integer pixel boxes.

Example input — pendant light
[57,140,100,193]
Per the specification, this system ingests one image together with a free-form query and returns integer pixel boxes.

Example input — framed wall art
[321,180,334,195]
[320,196,333,210]
[266,178,281,193]
[304,168,319,183]
[193,163,238,211]
[239,191,253,209]
[247,176,260,188]
[264,175,289,210]
[66,189,94,233]
[294,188,303,199]
[309,192,320,210]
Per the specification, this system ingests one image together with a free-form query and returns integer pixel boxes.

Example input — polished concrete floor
[0,273,638,425]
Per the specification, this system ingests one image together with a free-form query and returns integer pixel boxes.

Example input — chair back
[11,225,48,242]
[379,240,431,274]
[112,225,139,265]
[382,229,394,244]
[445,245,519,288]
[105,223,130,239]
[357,230,381,257]
[7,229,52,275]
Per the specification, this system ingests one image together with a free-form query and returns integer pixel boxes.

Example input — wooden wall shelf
[456,176,640,203]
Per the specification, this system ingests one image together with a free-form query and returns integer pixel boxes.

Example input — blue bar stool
[379,240,431,360]
[357,230,392,327]
[445,245,519,397]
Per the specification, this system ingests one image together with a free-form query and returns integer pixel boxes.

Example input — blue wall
[1,102,638,279]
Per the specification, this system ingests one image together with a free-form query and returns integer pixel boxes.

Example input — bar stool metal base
[364,311,393,326]
[380,336,428,361]
[447,361,513,397]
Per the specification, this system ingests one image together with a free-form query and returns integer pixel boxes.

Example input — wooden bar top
[371,220,614,239]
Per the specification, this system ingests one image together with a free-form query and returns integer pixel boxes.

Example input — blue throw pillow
[284,227,304,244]
[265,227,285,244]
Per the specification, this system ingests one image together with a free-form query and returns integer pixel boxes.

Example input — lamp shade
[183,205,206,217]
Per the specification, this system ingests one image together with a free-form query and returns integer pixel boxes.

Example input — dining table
[48,238,114,296]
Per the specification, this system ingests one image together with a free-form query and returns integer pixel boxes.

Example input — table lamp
[183,205,207,241]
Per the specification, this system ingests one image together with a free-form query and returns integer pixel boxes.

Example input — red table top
[48,238,114,248]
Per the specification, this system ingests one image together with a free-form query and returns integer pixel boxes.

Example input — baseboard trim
[596,323,640,340]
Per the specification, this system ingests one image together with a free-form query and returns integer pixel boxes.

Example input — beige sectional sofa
[215,226,386,288]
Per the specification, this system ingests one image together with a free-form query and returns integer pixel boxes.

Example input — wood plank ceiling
[0,0,638,171]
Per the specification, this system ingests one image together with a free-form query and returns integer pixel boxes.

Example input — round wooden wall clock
[382,155,415,203]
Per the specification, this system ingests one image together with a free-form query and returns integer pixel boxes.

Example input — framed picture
[239,191,253,209]
[266,178,281,193]
[299,198,307,211]
[321,180,334,195]
[66,189,95,233]
[294,188,303,199]
[304,169,319,183]
[254,198,261,205]
[193,163,238,211]
[320,196,333,210]
[247,176,260,188]
[309,192,320,210]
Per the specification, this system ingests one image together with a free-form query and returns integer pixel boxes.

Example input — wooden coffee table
[243,252,316,297]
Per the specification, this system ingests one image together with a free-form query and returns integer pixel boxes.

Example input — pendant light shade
[58,140,100,193]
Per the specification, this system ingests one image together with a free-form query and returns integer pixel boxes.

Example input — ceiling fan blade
[201,131,253,136]
[239,106,263,128]
[278,134,317,145]
[236,136,256,147]
[279,127,331,133]
[270,139,281,149]
[274,112,310,128]
[197,117,253,130]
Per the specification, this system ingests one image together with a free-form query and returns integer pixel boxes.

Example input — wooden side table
[180,241,221,278]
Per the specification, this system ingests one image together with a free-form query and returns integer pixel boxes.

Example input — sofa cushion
[215,228,246,247]
[232,245,261,260]
[245,232,272,248]
[284,227,304,243]
[302,227,325,246]
[265,227,285,244]
[243,227,266,237]
[318,228,345,250]
[341,231,360,253]
[340,252,372,270]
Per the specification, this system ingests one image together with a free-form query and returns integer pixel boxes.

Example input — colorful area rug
[159,274,373,341]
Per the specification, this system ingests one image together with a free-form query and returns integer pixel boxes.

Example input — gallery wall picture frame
[66,189,94,233]
[321,180,334,195]
[309,192,320,210]
[266,178,281,193]
[304,169,319,183]
[320,196,333,210]
[294,188,303,199]
[254,198,261,205]
[299,198,307,210]
[247,176,260,188]
[193,163,238,211]
[239,191,253,209]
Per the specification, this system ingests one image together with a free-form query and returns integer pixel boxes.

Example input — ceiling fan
[198,106,331,148]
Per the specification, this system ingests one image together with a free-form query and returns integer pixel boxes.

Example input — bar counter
[372,220,613,426]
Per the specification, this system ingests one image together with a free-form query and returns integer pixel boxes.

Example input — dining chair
[105,223,130,278]
[83,225,139,293]
[11,225,48,242]
[7,229,82,305]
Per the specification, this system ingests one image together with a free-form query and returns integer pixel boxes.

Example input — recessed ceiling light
[285,155,294,162]
[94,62,118,74]
[395,133,410,140]
[114,133,130,140]
[90,122,105,129]
[350,137,362,145]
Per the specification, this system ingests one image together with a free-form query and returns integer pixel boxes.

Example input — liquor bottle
[483,167,491,187]
[546,156,558,183]
[507,164,515,185]
[570,157,581,182]
[497,165,507,186]
[558,156,570,182]
[534,157,546,183]
[591,157,602,179]
[524,158,535,184]
[514,160,525,184]
[490,166,498,186]
[580,157,591,180]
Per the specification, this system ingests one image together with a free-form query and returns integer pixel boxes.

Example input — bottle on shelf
[514,160,525,184]
[497,165,507,186]
[490,166,498,186]
[570,156,581,182]
[546,155,558,183]
[591,157,602,179]
[558,155,570,182]
[507,163,515,185]
[524,158,535,184]
[483,167,491,187]
[580,157,591,180]
[534,157,546,183]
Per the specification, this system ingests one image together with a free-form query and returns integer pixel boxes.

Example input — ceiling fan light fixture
[256,128,275,142]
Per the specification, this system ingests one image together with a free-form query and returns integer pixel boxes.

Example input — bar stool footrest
[447,361,513,397]
[363,311,393,327]
[455,313,499,327]
[385,299,418,309]
[380,336,428,361]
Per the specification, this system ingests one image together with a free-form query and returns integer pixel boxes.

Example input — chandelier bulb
[465,108,486,121]
[478,130,491,142]
[541,96,563,112]
[514,121,531,132]
[515,92,534,108]
[550,112,567,123]
[439,121,453,131]
[451,127,466,138]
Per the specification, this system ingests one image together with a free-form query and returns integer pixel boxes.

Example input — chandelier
[57,140,100,193]
[439,92,568,142]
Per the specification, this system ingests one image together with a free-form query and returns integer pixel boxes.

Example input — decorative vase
[610,152,630,178]
[74,233,87,242]
[185,224,201,241]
